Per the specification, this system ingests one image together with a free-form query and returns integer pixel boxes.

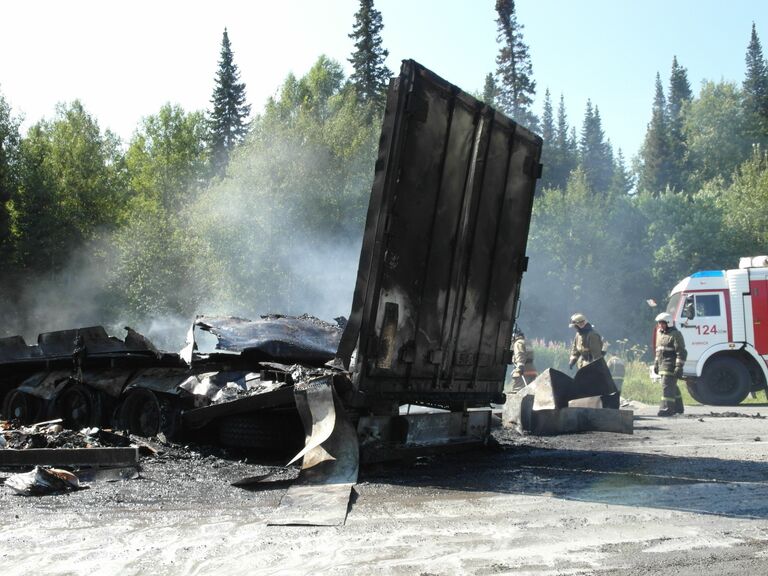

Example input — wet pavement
[2,402,768,575]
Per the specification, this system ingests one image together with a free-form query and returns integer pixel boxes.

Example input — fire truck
[660,256,768,405]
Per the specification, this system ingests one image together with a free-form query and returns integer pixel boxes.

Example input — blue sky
[1,0,766,161]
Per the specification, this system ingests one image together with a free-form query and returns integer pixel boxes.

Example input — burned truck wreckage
[0,61,542,486]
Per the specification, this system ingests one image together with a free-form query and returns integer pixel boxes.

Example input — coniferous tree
[667,56,693,192]
[494,0,537,129]
[609,149,634,196]
[743,22,768,142]
[638,73,673,195]
[482,73,499,107]
[538,89,556,190]
[545,94,577,190]
[208,28,251,176]
[348,0,392,112]
[579,100,614,193]
[540,89,555,144]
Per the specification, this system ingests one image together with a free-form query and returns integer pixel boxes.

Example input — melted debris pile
[0,419,146,451]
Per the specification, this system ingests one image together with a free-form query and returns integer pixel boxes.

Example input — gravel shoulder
[2,402,768,575]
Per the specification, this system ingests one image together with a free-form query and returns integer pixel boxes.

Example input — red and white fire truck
[659,256,768,405]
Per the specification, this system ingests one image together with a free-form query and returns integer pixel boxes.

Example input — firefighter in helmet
[568,313,603,370]
[653,312,687,416]
[508,325,536,393]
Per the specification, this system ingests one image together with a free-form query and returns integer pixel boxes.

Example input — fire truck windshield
[665,293,681,318]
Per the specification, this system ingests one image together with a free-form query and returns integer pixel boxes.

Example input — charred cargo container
[0,60,541,462]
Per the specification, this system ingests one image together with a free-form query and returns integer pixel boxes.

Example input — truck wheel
[694,357,751,406]
[3,389,42,424]
[685,380,705,404]
[116,389,182,440]
[57,384,103,429]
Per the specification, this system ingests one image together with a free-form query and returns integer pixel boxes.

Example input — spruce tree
[743,22,768,142]
[539,89,556,190]
[482,73,499,107]
[546,94,576,190]
[667,56,692,192]
[579,100,614,193]
[494,0,537,128]
[208,28,251,176]
[609,149,634,196]
[638,73,673,195]
[348,0,392,112]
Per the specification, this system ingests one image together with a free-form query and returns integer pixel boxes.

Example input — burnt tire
[690,357,751,406]
[57,384,104,429]
[218,412,303,451]
[116,389,182,440]
[2,389,42,424]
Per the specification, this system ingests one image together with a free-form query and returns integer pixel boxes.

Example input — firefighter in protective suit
[508,326,536,393]
[653,312,687,416]
[568,313,603,370]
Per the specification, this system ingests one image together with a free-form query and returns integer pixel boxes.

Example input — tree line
[1,0,767,354]
[488,6,768,346]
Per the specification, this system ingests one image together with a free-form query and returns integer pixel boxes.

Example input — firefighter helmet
[655,312,673,324]
[569,313,587,327]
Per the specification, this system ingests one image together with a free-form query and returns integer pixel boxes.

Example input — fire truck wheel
[57,384,104,429]
[2,389,42,424]
[694,357,751,406]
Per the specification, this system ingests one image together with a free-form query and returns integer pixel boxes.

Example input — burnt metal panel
[36,326,156,356]
[337,60,541,406]
[0,336,36,362]
[193,315,342,365]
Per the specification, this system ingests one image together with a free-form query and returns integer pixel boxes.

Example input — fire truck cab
[662,256,768,405]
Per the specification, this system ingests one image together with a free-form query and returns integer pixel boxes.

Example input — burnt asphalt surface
[2,402,768,575]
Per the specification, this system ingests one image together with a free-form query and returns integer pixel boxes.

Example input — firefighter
[508,325,536,393]
[653,312,687,416]
[603,341,625,393]
[568,313,603,370]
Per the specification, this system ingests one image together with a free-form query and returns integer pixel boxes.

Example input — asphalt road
[2,402,768,575]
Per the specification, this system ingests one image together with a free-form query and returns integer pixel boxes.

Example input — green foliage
[684,81,751,191]
[543,94,578,191]
[667,56,693,191]
[637,73,672,195]
[0,91,21,271]
[743,23,768,144]
[482,73,499,107]
[348,0,392,113]
[125,103,209,214]
[188,56,379,317]
[494,0,537,129]
[106,209,218,318]
[104,104,212,319]
[578,101,614,194]
[719,147,768,250]
[208,28,251,176]
[11,101,126,274]
[530,340,570,372]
